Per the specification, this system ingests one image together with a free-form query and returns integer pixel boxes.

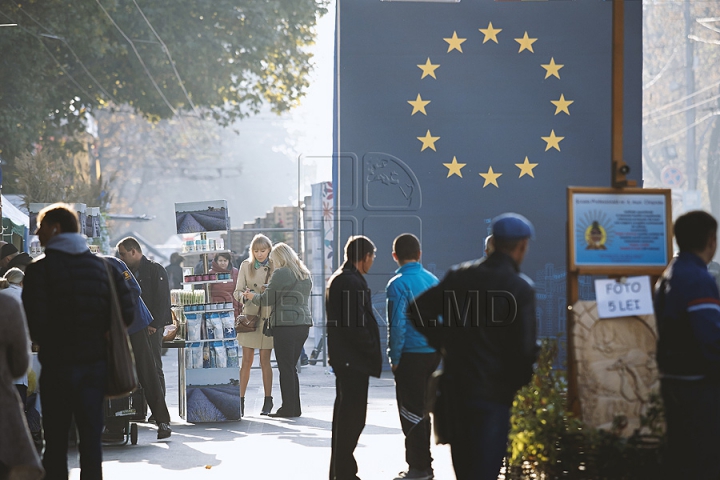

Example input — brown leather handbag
[235,268,271,333]
[235,314,260,333]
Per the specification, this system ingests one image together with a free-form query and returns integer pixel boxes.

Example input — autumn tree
[0,0,328,185]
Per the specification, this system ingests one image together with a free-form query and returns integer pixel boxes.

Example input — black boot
[261,396,273,416]
[240,397,245,417]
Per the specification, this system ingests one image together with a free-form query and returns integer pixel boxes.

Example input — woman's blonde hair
[249,234,272,262]
[3,267,24,285]
[269,243,310,280]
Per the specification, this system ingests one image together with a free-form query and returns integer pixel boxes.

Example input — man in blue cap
[410,212,538,480]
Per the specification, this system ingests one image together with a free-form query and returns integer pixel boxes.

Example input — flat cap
[491,213,534,240]
[0,243,18,259]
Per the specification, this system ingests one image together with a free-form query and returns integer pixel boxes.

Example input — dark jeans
[40,361,107,480]
[449,397,510,480]
[329,369,369,480]
[661,378,720,480]
[148,326,166,395]
[273,325,310,415]
[129,329,170,424]
[394,352,441,472]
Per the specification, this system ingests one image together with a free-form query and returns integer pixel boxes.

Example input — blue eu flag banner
[334,0,642,339]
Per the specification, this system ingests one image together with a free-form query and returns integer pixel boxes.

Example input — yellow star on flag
[515,157,538,178]
[443,157,466,178]
[417,58,440,79]
[541,57,564,79]
[542,130,564,151]
[479,22,502,44]
[408,94,431,115]
[417,130,440,152]
[444,31,466,53]
[515,32,537,53]
[551,94,574,115]
[479,167,502,188]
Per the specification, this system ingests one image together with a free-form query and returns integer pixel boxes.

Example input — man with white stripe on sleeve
[654,210,720,480]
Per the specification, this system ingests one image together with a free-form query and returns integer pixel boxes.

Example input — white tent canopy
[1,194,29,228]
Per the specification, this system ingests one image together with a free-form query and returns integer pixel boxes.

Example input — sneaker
[393,468,433,480]
[157,423,172,440]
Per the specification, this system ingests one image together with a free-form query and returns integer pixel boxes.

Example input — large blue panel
[334,0,642,342]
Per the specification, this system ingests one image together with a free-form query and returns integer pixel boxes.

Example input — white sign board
[594,276,654,319]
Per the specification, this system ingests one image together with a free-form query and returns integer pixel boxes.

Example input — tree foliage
[13,147,114,210]
[0,0,328,171]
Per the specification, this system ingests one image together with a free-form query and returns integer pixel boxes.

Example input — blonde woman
[243,242,312,417]
[233,234,274,416]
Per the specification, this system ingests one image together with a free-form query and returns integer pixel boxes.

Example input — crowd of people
[2,203,719,480]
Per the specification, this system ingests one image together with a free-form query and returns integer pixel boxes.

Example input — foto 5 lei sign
[594,276,654,319]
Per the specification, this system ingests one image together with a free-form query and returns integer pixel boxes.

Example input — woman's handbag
[103,260,139,399]
[235,268,272,333]
[261,317,274,337]
[235,314,260,333]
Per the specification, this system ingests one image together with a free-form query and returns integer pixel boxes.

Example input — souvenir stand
[172,200,241,423]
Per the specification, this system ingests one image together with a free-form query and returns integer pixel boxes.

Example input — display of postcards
[186,384,241,422]
[174,200,229,234]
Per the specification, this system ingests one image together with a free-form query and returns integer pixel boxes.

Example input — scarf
[254,258,270,270]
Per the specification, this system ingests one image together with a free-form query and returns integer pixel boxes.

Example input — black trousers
[129,329,171,424]
[329,368,369,480]
[273,325,310,415]
[661,378,720,480]
[148,326,166,395]
[393,352,441,472]
[41,361,106,480]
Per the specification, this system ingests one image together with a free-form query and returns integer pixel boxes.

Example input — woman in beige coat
[233,234,274,416]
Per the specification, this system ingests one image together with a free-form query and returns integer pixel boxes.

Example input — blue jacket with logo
[386,262,439,366]
[655,252,720,381]
[105,256,153,335]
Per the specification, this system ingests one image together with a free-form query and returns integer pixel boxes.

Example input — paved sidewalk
[66,350,456,480]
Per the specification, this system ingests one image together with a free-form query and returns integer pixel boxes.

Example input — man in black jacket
[117,237,172,396]
[326,235,382,480]
[23,203,135,480]
[411,213,538,480]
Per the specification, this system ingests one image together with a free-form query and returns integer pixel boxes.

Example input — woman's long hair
[269,243,310,280]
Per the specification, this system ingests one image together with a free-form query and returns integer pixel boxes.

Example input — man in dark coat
[23,203,134,480]
[117,237,172,396]
[0,243,32,276]
[654,210,720,479]
[326,235,382,480]
[410,213,538,480]
[105,256,172,439]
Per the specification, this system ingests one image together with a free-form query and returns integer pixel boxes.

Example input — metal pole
[684,0,697,191]
[610,0,636,188]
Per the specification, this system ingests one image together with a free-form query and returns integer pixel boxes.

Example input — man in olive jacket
[326,235,382,480]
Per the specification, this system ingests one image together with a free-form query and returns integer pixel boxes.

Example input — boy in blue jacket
[386,234,440,480]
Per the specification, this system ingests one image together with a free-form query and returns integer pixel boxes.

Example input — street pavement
[65,344,457,480]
